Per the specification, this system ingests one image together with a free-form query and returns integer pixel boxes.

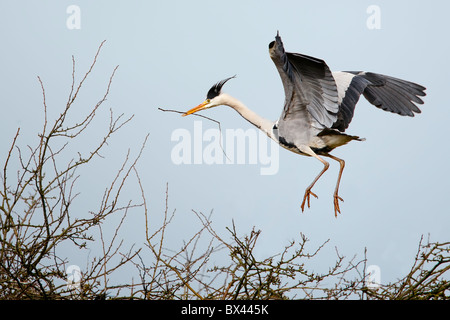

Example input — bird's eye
[206,99,211,103]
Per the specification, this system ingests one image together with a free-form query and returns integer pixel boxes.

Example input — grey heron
[182,32,426,217]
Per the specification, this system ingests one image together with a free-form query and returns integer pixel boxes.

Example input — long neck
[218,93,275,139]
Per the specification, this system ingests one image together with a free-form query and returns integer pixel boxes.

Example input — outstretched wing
[332,71,426,131]
[269,33,339,130]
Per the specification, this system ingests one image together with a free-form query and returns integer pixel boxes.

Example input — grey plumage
[269,32,426,152]
[269,35,339,130]
[347,71,425,116]
[332,71,426,131]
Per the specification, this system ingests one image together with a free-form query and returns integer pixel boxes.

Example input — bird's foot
[301,189,318,212]
[333,194,344,217]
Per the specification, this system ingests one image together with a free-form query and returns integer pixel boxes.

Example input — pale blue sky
[1,1,449,289]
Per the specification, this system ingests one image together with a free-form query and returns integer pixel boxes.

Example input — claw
[301,189,318,212]
[333,194,344,217]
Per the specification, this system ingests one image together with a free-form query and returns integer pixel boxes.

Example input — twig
[158,107,231,162]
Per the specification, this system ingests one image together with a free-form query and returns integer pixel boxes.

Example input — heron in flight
[182,32,426,216]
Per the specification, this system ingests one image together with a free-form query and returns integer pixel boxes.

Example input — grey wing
[354,71,426,116]
[269,33,339,130]
[332,71,427,132]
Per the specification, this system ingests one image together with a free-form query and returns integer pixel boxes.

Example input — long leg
[299,147,330,212]
[324,154,345,217]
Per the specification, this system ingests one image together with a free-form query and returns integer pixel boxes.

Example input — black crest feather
[206,75,236,99]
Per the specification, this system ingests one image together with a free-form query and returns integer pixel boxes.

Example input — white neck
[216,93,276,140]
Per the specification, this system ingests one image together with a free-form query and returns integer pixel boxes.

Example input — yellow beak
[182,100,209,117]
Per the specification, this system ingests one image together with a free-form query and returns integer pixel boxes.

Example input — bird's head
[182,75,236,116]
